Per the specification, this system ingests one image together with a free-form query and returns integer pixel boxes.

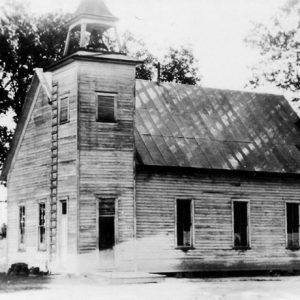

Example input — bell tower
[63,0,121,56]
[46,0,141,272]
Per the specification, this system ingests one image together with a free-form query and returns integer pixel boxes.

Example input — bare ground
[1,274,300,300]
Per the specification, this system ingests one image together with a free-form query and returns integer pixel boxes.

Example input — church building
[2,0,300,274]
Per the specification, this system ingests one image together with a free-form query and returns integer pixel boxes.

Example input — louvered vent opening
[97,94,116,123]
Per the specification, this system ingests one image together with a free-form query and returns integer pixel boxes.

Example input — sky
[0,0,289,216]
[23,0,287,90]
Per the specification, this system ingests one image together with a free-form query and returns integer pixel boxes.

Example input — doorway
[98,198,116,268]
[59,199,68,262]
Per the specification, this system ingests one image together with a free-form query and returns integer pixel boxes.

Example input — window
[61,200,67,215]
[96,93,116,123]
[19,205,25,250]
[38,203,46,251]
[286,203,300,250]
[59,96,69,124]
[176,199,193,248]
[98,198,116,250]
[233,201,249,249]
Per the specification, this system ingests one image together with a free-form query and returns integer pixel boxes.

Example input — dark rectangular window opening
[97,94,116,123]
[99,198,115,251]
[19,206,25,249]
[287,203,300,250]
[59,96,69,124]
[176,199,193,248]
[38,203,46,250]
[233,201,249,249]
[61,201,67,215]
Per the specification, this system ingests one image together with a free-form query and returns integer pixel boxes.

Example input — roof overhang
[45,51,142,72]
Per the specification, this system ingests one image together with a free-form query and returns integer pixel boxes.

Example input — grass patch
[0,273,51,293]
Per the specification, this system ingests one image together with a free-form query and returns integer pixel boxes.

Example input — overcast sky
[0,0,288,206]
[24,0,286,90]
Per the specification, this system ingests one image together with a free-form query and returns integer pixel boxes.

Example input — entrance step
[92,271,166,285]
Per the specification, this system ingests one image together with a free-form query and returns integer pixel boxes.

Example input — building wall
[135,167,300,272]
[77,60,136,271]
[52,63,79,271]
[6,86,52,271]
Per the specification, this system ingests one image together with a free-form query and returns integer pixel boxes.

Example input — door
[59,200,68,262]
[98,198,116,268]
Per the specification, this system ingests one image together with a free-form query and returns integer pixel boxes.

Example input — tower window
[233,201,249,249]
[19,205,26,250]
[176,199,193,248]
[38,203,46,251]
[96,93,116,123]
[287,203,300,250]
[59,96,69,124]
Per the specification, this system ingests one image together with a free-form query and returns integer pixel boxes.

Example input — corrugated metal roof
[135,80,300,173]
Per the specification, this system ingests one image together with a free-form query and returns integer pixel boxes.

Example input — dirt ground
[1,274,300,300]
[0,239,6,272]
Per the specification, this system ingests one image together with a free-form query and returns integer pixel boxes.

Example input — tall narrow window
[38,203,46,251]
[96,93,116,123]
[98,198,115,250]
[287,203,300,250]
[176,199,193,248]
[233,201,249,249]
[19,205,25,250]
[59,96,69,124]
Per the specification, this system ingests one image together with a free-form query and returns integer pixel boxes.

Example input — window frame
[232,199,251,250]
[174,198,195,250]
[96,196,118,251]
[37,201,47,252]
[95,92,117,123]
[285,201,300,251]
[18,204,26,251]
[59,95,70,125]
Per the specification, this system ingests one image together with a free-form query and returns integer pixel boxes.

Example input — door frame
[96,196,118,252]
[58,197,69,258]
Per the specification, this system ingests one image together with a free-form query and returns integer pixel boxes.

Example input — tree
[0,2,201,172]
[245,0,300,93]
[0,0,70,174]
[160,47,200,85]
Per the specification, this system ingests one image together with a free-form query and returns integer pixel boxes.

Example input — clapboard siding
[52,63,78,255]
[135,168,300,272]
[6,87,51,270]
[78,60,136,265]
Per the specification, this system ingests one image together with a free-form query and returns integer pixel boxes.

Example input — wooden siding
[135,168,300,272]
[78,60,136,269]
[6,86,51,270]
[52,63,79,257]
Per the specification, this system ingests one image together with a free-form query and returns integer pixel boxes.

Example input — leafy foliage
[245,0,300,93]
[0,2,201,172]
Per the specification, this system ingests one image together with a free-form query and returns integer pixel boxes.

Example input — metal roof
[135,80,300,173]
[72,0,117,21]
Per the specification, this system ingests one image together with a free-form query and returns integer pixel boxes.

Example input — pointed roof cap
[72,0,118,22]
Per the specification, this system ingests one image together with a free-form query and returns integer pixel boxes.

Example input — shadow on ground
[0,274,51,293]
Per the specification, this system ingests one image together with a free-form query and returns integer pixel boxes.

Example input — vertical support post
[114,26,122,52]
[63,30,71,56]
[79,23,87,48]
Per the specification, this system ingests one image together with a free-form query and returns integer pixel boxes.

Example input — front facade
[2,0,300,274]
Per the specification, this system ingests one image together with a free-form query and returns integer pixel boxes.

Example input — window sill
[232,247,251,251]
[286,247,300,251]
[38,248,47,252]
[59,120,70,125]
[175,246,195,252]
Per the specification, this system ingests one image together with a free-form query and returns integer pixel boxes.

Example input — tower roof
[72,0,118,22]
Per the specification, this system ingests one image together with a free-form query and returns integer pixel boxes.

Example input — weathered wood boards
[135,167,300,272]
